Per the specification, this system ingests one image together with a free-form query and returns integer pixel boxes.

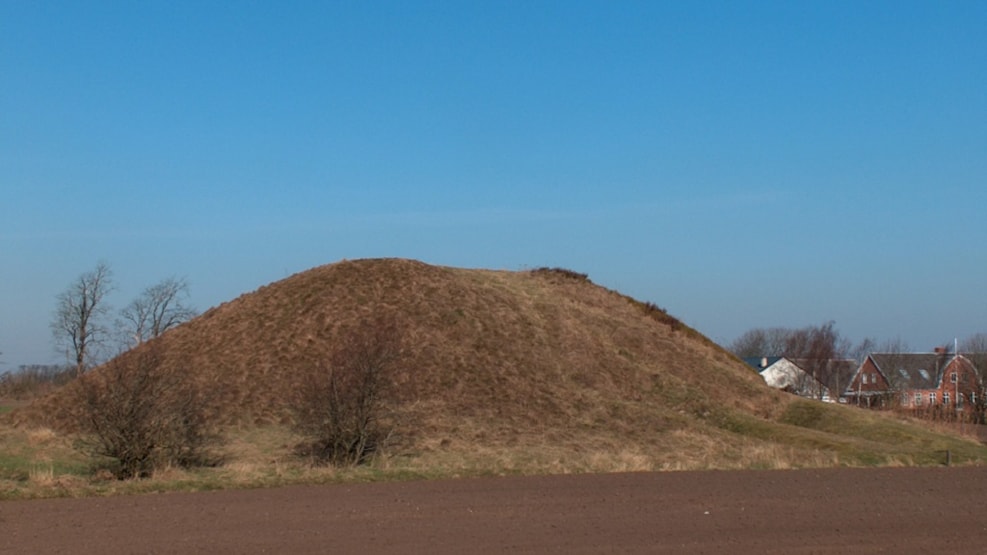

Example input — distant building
[848,352,982,412]
[745,357,856,403]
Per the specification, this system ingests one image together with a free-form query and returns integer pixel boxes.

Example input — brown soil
[3,467,984,554]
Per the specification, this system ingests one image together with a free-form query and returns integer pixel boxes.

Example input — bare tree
[960,333,987,374]
[119,277,197,347]
[291,318,404,466]
[729,327,791,358]
[961,333,987,354]
[51,261,114,376]
[849,337,876,365]
[783,327,822,400]
[782,322,855,401]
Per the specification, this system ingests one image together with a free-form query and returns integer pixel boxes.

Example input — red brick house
[846,352,982,412]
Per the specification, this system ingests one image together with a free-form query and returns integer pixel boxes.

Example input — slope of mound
[26,259,768,429]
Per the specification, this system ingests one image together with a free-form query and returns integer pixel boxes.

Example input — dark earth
[2,467,985,554]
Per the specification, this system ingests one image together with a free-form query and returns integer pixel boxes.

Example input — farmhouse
[747,357,808,394]
[746,357,856,403]
[847,351,981,411]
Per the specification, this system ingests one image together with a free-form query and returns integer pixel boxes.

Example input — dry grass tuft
[28,464,55,486]
[26,427,58,446]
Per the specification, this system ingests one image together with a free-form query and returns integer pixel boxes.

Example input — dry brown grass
[0,418,979,499]
[20,259,772,442]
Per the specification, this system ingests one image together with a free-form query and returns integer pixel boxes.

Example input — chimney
[934,347,946,355]
[761,357,768,369]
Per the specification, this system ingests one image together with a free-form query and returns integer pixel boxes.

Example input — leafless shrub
[0,365,76,399]
[73,347,218,479]
[634,300,682,332]
[291,319,403,466]
[729,327,793,359]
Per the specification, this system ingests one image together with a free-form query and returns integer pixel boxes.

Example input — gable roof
[867,353,955,389]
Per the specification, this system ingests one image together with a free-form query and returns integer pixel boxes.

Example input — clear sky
[2,1,985,370]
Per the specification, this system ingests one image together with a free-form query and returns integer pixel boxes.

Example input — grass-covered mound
[3,258,984,498]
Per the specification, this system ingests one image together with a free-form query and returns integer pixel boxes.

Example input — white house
[745,356,852,402]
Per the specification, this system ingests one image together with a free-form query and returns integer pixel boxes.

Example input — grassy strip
[711,401,985,467]
[2,403,986,500]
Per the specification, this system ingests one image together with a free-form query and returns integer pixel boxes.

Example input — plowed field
[2,467,985,553]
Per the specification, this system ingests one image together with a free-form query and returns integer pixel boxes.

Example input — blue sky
[2,1,985,370]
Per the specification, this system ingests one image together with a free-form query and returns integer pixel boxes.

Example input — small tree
[729,327,791,358]
[51,261,114,375]
[960,333,987,388]
[291,319,403,466]
[74,347,216,479]
[119,277,197,347]
[782,322,851,401]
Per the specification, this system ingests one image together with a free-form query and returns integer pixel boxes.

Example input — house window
[957,394,964,408]
[901,393,909,406]
[862,374,869,385]
[944,392,950,405]
[950,372,958,383]
[930,392,937,405]
[914,392,922,406]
